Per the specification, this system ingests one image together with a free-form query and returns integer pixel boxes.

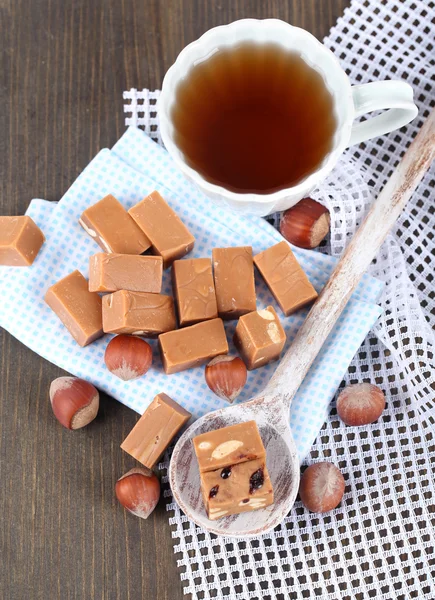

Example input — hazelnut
[205,355,247,403]
[104,334,152,381]
[280,197,330,249]
[49,376,99,430]
[115,467,160,519]
[336,382,385,426]
[299,462,345,513]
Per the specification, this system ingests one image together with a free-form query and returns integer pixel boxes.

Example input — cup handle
[348,81,418,146]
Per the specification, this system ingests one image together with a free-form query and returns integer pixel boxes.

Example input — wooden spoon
[169,109,435,538]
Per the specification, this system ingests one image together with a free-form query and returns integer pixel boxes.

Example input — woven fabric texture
[123,0,435,597]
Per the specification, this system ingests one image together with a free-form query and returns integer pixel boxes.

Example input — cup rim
[159,18,354,205]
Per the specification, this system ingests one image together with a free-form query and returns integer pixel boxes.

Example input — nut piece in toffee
[121,393,191,469]
[193,420,266,473]
[79,194,151,254]
[234,306,286,370]
[254,241,318,316]
[129,191,195,268]
[159,318,228,374]
[44,270,103,347]
[212,246,257,319]
[200,458,274,520]
[89,253,163,293]
[102,290,176,337]
[0,216,45,266]
[172,258,218,326]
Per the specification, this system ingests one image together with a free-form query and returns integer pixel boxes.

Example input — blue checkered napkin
[0,128,383,461]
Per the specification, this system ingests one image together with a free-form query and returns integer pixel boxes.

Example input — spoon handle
[266,109,435,408]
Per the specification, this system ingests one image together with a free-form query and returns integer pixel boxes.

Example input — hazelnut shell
[336,383,385,426]
[49,376,99,430]
[205,355,247,403]
[280,197,330,249]
[299,462,345,513]
[104,334,153,381]
[115,467,160,519]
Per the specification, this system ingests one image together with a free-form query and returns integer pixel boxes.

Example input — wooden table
[0,1,350,598]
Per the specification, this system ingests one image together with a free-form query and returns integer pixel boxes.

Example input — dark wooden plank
[0,1,350,599]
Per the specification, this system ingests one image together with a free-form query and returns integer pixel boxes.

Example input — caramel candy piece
[129,191,195,268]
[0,216,45,266]
[234,306,286,370]
[89,253,163,293]
[212,247,256,319]
[121,393,191,469]
[172,258,218,326]
[44,270,103,347]
[201,458,274,520]
[254,241,318,316]
[159,318,228,374]
[193,421,266,473]
[79,194,151,254]
[102,290,176,337]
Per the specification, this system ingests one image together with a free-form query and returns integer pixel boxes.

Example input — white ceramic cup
[159,19,418,216]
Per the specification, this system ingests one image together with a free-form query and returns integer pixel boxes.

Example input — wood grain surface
[0,1,350,598]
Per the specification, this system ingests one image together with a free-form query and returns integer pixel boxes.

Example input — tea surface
[172,43,337,194]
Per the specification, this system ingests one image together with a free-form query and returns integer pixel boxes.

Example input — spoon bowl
[169,394,299,537]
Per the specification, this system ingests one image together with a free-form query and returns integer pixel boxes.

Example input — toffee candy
[121,393,191,469]
[79,194,151,254]
[172,258,218,326]
[234,306,286,370]
[0,216,45,266]
[193,420,266,473]
[201,459,274,520]
[102,290,176,337]
[129,191,195,268]
[44,270,103,347]
[212,246,257,319]
[254,241,318,316]
[89,253,163,293]
[159,318,228,374]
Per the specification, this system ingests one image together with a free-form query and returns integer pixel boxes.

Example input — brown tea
[172,42,336,194]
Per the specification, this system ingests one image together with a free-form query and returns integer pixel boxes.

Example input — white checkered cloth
[123,0,435,598]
